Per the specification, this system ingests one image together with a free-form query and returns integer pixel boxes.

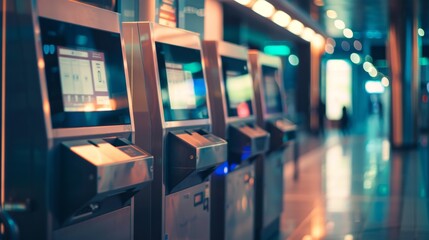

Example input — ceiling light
[365,81,385,94]
[418,28,425,37]
[350,53,361,64]
[381,77,389,87]
[252,0,275,18]
[363,61,373,72]
[234,0,252,5]
[369,68,378,77]
[343,28,353,38]
[287,20,304,35]
[301,27,315,42]
[288,54,300,66]
[325,44,334,54]
[353,40,362,51]
[326,10,337,19]
[312,34,326,48]
[272,10,291,27]
[334,19,345,29]
[314,0,324,6]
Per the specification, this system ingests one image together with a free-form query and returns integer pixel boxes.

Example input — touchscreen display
[156,42,209,122]
[58,47,111,112]
[221,56,253,118]
[40,17,130,128]
[262,65,283,114]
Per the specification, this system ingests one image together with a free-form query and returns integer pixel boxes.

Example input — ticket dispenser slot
[167,129,227,193]
[60,138,153,225]
[228,123,270,162]
[266,119,297,150]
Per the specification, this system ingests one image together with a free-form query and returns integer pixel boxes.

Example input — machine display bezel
[39,17,132,129]
[155,42,209,122]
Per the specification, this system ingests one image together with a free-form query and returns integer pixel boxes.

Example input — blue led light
[214,162,229,176]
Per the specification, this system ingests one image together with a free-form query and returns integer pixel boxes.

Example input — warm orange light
[301,27,315,42]
[272,10,291,27]
[252,0,275,18]
[287,20,304,35]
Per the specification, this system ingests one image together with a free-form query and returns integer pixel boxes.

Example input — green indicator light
[421,57,429,66]
[264,45,291,56]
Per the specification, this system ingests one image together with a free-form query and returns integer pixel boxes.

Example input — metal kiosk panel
[249,50,297,240]
[203,41,270,240]
[3,1,153,239]
[123,22,227,240]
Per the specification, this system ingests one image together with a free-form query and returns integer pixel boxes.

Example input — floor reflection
[282,123,429,239]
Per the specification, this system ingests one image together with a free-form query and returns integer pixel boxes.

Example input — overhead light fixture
[334,19,345,30]
[369,67,378,77]
[326,10,337,19]
[350,53,361,64]
[365,81,385,94]
[312,34,325,48]
[343,28,353,38]
[301,27,315,42]
[272,10,291,27]
[325,44,334,54]
[252,0,275,18]
[314,0,324,7]
[287,19,304,35]
[234,0,252,5]
[353,40,362,51]
[363,61,373,72]
[381,77,389,87]
[418,28,425,37]
[288,54,300,66]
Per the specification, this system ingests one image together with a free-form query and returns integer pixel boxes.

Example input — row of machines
[3,1,296,239]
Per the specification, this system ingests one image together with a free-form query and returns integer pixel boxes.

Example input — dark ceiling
[316,0,428,41]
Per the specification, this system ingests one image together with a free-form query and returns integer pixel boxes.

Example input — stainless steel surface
[53,206,132,240]
[3,1,148,239]
[38,0,120,33]
[123,22,226,240]
[165,181,210,240]
[211,163,255,240]
[203,41,269,240]
[248,50,285,125]
[169,130,227,171]
[262,150,285,229]
[249,50,296,239]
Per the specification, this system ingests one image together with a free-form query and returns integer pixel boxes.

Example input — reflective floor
[281,116,429,240]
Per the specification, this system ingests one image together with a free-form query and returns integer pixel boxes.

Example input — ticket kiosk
[249,51,297,240]
[3,1,153,239]
[123,22,228,240]
[203,41,270,240]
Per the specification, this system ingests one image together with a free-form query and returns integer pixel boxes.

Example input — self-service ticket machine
[3,1,154,239]
[123,22,228,240]
[249,51,297,240]
[203,41,270,240]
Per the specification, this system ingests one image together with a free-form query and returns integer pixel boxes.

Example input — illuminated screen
[40,17,131,128]
[221,56,254,118]
[58,47,112,112]
[262,65,283,114]
[326,59,352,120]
[156,42,208,121]
[165,63,197,110]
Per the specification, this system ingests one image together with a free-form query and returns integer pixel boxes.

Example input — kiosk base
[53,206,131,240]
[165,182,210,240]
[211,163,255,240]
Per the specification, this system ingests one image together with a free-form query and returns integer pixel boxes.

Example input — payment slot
[203,41,270,240]
[123,22,227,240]
[249,51,297,240]
[3,1,153,240]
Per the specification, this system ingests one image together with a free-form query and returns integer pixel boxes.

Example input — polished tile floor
[281,116,429,240]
